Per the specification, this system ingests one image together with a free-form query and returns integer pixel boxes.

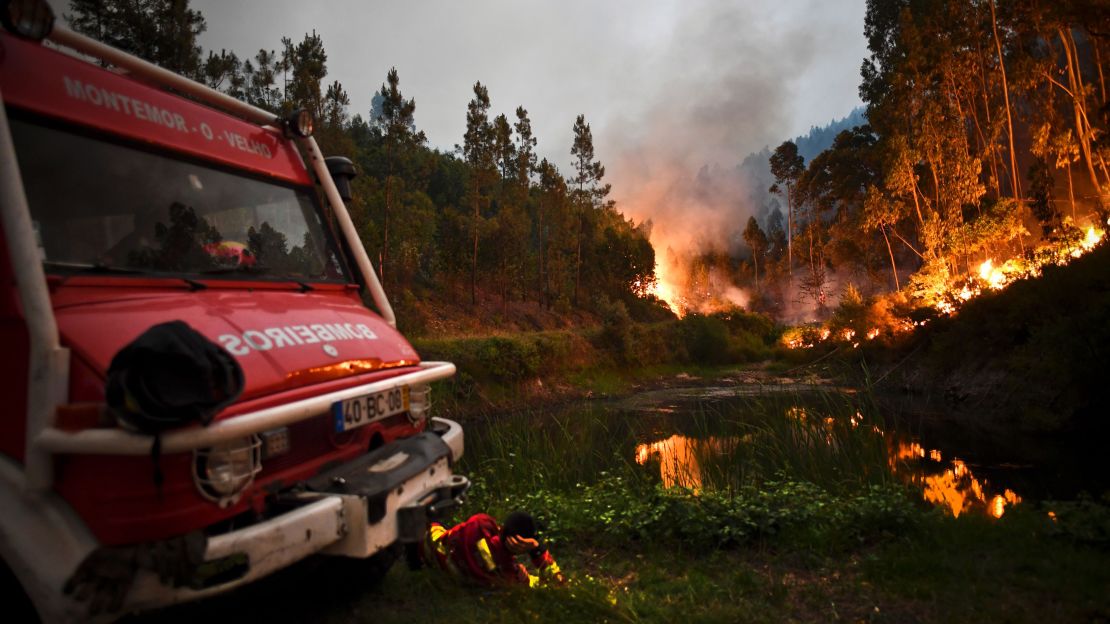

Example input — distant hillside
[793,107,867,161]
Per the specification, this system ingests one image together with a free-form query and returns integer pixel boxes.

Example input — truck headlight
[1,0,55,41]
[285,108,314,138]
[194,436,261,507]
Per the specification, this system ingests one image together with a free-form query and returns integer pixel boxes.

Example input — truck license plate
[333,386,410,433]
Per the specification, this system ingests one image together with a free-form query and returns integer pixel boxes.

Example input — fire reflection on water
[635,419,1022,518]
[892,441,1021,518]
[634,435,734,490]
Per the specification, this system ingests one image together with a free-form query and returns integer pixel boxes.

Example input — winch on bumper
[116,417,468,613]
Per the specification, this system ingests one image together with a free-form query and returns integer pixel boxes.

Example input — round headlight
[1,0,55,41]
[285,108,314,138]
[194,436,261,507]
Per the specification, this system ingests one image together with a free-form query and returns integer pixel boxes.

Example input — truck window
[10,116,347,282]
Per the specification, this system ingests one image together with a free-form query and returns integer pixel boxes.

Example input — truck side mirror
[324,156,357,203]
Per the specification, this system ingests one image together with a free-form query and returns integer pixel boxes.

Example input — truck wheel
[0,559,40,624]
[322,542,399,592]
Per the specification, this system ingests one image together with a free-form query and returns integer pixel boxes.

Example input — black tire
[323,542,400,590]
[0,559,40,624]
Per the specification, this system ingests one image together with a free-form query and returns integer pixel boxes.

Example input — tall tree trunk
[965,90,997,202]
[470,184,479,305]
[881,225,900,291]
[537,213,546,308]
[1068,30,1110,185]
[382,140,393,286]
[1095,36,1107,106]
[976,41,1003,199]
[1067,162,1076,220]
[786,184,793,280]
[1059,27,1103,198]
[990,0,1021,200]
[574,214,582,307]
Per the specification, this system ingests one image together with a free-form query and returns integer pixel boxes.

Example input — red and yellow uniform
[422,513,562,587]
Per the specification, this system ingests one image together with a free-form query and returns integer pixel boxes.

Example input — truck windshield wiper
[196,265,271,276]
[43,261,144,274]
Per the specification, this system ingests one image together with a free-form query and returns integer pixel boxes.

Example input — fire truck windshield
[10,116,348,282]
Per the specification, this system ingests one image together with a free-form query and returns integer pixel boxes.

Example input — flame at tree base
[783,220,1107,349]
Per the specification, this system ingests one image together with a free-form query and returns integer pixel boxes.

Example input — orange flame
[649,260,684,317]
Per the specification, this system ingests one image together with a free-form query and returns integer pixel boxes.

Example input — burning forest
[608,1,1109,344]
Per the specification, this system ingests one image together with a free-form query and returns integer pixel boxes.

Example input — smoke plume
[599,1,849,313]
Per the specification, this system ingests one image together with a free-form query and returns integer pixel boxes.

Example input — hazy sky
[53,0,869,255]
[53,0,868,173]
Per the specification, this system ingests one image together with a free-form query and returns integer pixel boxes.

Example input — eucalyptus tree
[769,140,805,276]
[743,216,769,287]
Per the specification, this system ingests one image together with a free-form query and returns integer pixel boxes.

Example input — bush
[677,314,732,364]
[415,331,585,384]
[597,297,634,362]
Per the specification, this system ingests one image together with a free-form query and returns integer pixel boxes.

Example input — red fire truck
[0,3,468,620]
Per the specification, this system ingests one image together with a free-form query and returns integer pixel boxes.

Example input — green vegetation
[415,309,783,415]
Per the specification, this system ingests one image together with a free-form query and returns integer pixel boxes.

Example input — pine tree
[67,0,207,78]
[373,68,425,286]
[570,114,611,306]
[462,82,496,304]
[283,31,328,118]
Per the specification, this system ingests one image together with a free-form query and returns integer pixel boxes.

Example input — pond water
[471,382,1104,519]
[634,430,1021,518]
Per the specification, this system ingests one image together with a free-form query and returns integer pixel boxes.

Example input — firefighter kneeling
[419,511,565,587]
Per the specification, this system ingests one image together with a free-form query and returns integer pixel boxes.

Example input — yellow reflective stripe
[540,558,562,583]
[428,524,451,558]
[476,538,497,573]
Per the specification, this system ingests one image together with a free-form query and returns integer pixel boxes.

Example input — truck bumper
[108,417,467,617]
